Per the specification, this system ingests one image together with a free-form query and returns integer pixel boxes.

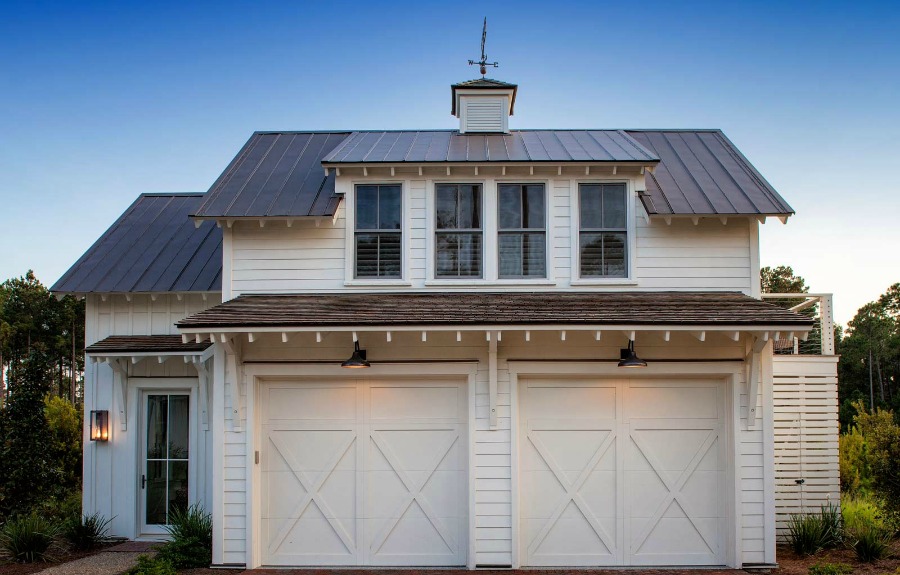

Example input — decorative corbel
[221,336,244,432]
[745,332,770,429]
[191,357,211,430]
[106,358,129,432]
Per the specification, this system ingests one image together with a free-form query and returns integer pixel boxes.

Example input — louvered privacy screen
[463,98,505,133]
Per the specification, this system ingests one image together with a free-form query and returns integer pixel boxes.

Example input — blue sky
[1,0,898,324]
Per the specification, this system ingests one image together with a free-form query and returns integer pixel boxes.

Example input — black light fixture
[341,341,370,369]
[90,410,109,441]
[618,340,648,368]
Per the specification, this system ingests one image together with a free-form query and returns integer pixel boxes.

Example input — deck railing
[761,293,835,356]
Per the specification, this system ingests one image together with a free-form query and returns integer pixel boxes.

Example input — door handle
[141,474,146,489]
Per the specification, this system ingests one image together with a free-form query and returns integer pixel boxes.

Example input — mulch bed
[0,547,107,575]
[775,543,900,575]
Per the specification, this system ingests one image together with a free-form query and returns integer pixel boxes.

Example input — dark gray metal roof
[86,335,212,354]
[192,131,351,219]
[451,78,518,115]
[52,194,222,294]
[176,292,815,329]
[626,130,794,216]
[321,130,659,164]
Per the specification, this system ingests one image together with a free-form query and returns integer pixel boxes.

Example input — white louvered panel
[463,98,504,133]
[772,357,840,540]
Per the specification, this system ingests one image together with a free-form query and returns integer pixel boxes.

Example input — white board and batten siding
[226,176,755,297]
[772,356,841,535]
[82,293,221,539]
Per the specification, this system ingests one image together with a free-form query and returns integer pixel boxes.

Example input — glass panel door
[142,393,190,533]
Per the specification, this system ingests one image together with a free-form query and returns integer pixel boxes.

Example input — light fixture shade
[618,340,648,368]
[341,341,370,369]
[90,410,109,441]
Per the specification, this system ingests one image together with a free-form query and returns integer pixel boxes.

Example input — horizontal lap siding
[772,357,840,536]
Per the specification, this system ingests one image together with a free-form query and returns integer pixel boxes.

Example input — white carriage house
[54,77,839,569]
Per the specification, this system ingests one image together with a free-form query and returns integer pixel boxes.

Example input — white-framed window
[498,183,546,278]
[435,183,483,278]
[578,182,628,278]
[354,184,402,278]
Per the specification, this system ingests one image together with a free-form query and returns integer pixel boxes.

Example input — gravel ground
[32,552,148,575]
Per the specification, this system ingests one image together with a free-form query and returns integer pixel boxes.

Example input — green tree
[761,265,809,294]
[760,265,824,355]
[44,395,83,492]
[0,349,62,517]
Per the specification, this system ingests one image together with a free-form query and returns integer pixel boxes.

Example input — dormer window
[578,183,628,278]
[355,184,402,278]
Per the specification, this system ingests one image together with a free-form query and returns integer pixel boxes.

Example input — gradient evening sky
[1,0,898,325]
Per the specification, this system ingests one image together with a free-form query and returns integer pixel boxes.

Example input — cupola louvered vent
[463,97,506,133]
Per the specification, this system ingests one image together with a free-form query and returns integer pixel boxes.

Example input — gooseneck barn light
[341,341,370,369]
[90,410,110,441]
[618,340,648,368]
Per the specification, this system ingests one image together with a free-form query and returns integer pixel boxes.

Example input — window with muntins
[579,183,628,278]
[355,184,402,278]
[498,183,546,278]
[435,183,482,277]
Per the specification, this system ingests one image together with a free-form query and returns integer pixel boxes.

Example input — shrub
[125,554,176,575]
[0,513,61,563]
[839,426,871,496]
[845,522,893,562]
[64,512,112,551]
[155,504,212,569]
[787,512,829,556]
[39,490,82,523]
[808,563,853,575]
[44,395,83,493]
[819,501,843,548]
[852,402,900,517]
[843,494,888,533]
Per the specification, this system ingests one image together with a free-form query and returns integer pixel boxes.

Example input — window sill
[344,280,413,287]
[570,278,639,286]
[424,279,558,287]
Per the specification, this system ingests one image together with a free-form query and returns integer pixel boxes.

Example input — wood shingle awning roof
[176,292,814,331]
[85,335,212,355]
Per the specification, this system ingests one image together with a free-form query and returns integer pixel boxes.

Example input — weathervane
[468,17,498,77]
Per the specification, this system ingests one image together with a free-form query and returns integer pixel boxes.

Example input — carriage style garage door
[260,379,468,566]
[519,378,726,566]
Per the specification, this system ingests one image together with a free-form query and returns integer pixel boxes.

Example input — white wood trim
[467,367,477,569]
[222,226,233,301]
[761,343,776,563]
[180,324,802,336]
[343,180,410,284]
[509,366,521,569]
[569,178,636,282]
[749,219,760,298]
[729,373,743,568]
[211,344,226,565]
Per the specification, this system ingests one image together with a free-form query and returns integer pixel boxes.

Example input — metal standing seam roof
[176,292,815,329]
[627,130,794,216]
[191,131,351,219]
[321,130,659,164]
[51,193,222,294]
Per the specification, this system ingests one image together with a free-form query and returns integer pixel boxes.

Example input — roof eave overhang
[451,84,519,116]
[645,212,794,224]
[320,159,660,167]
[188,212,341,227]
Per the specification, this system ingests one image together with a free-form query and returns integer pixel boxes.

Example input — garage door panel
[261,379,467,567]
[520,378,727,567]
[526,384,617,419]
[266,385,357,421]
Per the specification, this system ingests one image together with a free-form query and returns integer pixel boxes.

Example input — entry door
[260,379,468,566]
[140,392,191,535]
[519,378,726,566]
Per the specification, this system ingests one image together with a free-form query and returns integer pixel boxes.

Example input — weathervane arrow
[468,17,499,77]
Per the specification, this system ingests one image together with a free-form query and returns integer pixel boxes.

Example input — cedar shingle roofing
[176,292,814,329]
[51,194,221,294]
[85,335,212,354]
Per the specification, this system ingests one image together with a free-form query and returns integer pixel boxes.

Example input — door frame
[132,378,199,539]
[244,362,479,570]
[508,361,744,569]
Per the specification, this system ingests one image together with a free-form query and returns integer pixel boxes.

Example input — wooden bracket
[106,358,128,432]
[745,333,769,429]
[192,357,211,430]
[488,331,499,429]
[221,336,244,432]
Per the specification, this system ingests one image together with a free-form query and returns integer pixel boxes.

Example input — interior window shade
[355,185,402,278]
[579,183,627,278]
[435,184,483,277]
[498,184,546,278]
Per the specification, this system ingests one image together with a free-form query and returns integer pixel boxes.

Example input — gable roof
[627,130,793,216]
[51,193,221,294]
[322,130,658,164]
[192,131,350,219]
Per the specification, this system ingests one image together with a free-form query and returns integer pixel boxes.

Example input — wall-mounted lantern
[341,341,370,369]
[90,410,109,441]
[618,340,648,368]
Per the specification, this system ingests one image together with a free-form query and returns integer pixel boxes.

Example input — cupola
[451,78,517,134]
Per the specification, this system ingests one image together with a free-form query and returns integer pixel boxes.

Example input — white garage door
[260,379,468,566]
[520,378,726,566]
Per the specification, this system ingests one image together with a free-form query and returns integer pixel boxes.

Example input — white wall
[82,293,220,539]
[218,331,768,567]
[228,174,754,297]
